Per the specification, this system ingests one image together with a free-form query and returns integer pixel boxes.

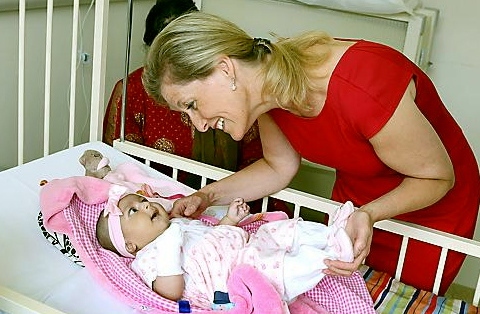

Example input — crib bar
[474,278,480,306]
[432,247,448,294]
[17,0,26,165]
[172,168,178,181]
[43,0,53,156]
[114,140,234,181]
[395,236,409,281]
[374,219,480,258]
[200,176,207,188]
[261,197,268,212]
[293,204,301,218]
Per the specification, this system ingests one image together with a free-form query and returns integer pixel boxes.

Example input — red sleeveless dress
[269,40,480,293]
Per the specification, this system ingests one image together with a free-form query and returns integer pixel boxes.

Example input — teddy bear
[78,149,112,179]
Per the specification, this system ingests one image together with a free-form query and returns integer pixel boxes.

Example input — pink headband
[104,185,135,258]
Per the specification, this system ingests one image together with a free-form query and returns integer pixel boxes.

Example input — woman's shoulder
[338,40,416,73]
[332,39,415,103]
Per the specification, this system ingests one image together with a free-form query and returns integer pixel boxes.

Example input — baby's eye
[128,208,138,216]
[185,100,197,110]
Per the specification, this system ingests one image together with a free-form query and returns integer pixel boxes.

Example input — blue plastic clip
[178,299,191,313]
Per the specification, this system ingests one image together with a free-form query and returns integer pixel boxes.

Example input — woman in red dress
[143,12,480,293]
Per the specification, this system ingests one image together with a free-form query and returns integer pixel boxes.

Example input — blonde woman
[142,11,480,294]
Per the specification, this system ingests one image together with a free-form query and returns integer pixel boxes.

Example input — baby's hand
[226,198,250,224]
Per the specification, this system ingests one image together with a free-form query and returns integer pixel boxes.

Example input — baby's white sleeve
[155,223,184,276]
[131,223,184,288]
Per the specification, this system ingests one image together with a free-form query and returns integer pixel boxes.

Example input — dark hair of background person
[143,0,198,47]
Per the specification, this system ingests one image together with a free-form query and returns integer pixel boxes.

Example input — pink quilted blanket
[39,163,374,313]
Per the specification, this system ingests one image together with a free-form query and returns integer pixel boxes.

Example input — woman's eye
[128,208,138,216]
[185,100,196,110]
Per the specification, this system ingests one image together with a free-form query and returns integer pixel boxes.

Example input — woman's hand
[170,191,210,219]
[324,208,373,276]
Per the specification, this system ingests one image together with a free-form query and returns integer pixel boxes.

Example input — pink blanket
[40,162,374,313]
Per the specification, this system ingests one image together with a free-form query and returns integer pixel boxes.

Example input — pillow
[37,211,85,267]
[294,0,421,15]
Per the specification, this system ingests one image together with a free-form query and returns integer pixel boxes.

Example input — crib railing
[114,139,480,306]
[11,0,108,168]
[0,285,66,314]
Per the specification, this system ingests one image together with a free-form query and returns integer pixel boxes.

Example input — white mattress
[0,142,175,313]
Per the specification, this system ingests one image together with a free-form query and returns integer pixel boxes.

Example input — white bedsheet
[0,141,180,314]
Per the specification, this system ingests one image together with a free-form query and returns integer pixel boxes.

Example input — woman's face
[161,65,254,141]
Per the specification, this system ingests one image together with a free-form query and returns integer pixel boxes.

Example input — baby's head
[96,187,171,258]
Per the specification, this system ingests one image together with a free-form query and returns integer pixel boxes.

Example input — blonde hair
[142,11,334,111]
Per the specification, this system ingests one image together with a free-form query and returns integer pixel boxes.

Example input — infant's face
[118,194,170,250]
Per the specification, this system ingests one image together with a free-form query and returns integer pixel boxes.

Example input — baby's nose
[140,201,150,212]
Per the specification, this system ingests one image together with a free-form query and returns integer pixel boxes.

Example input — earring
[231,77,237,91]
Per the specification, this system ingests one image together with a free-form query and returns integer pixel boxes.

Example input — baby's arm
[153,275,184,301]
[218,197,250,226]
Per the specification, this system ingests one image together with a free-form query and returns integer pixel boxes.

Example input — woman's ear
[125,241,137,255]
[218,55,235,78]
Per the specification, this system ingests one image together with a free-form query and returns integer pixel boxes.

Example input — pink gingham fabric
[41,175,374,313]
[304,272,375,313]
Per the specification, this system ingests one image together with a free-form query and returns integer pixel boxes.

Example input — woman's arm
[152,275,185,301]
[171,114,301,218]
[326,79,455,275]
[361,80,454,220]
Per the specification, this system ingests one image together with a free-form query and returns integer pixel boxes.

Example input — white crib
[0,0,479,313]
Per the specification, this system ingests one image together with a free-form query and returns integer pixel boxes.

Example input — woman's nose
[190,114,209,132]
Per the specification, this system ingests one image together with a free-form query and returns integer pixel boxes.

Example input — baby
[96,186,250,301]
[96,184,355,309]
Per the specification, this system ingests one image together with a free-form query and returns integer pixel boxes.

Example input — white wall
[421,0,480,165]
[420,0,480,289]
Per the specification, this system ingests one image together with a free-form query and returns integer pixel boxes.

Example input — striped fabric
[360,265,479,314]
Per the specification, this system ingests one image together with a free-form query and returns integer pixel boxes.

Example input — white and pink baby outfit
[132,202,355,309]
